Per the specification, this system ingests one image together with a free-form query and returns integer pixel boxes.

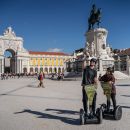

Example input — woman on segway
[81,58,98,116]
[99,67,116,111]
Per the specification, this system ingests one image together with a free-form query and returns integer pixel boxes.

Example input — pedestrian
[38,72,45,88]
[99,67,116,110]
[81,58,98,116]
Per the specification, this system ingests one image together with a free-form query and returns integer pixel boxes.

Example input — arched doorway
[44,67,48,74]
[58,67,61,73]
[30,67,33,73]
[40,67,43,72]
[23,67,27,73]
[54,67,57,73]
[49,67,52,73]
[35,67,38,73]
[4,49,15,73]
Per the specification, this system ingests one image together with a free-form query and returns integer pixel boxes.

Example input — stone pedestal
[85,28,114,71]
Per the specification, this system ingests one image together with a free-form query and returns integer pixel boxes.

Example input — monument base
[85,28,114,71]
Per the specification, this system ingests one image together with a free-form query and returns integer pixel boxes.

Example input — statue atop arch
[88,4,102,30]
[3,27,16,37]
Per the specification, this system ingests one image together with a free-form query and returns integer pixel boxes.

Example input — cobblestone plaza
[0,77,130,130]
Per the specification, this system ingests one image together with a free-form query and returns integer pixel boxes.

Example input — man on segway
[99,67,122,120]
[81,58,98,116]
[99,67,116,111]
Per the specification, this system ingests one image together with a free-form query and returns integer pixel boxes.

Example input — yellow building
[28,51,71,74]
[0,27,72,74]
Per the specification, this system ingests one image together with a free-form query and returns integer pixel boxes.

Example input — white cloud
[47,48,62,52]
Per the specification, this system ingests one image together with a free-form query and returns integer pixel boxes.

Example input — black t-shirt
[82,66,97,85]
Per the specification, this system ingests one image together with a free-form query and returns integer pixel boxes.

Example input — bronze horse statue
[88,4,101,30]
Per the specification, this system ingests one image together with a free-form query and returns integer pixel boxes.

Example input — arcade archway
[4,49,16,73]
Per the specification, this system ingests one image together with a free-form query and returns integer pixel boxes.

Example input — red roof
[29,51,69,56]
[118,48,130,56]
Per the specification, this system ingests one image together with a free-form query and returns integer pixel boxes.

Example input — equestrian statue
[88,4,102,30]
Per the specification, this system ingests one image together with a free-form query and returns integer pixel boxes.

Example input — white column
[47,66,49,73]
[18,60,21,73]
[0,59,2,73]
[38,66,39,73]
[27,60,29,73]
[99,58,103,72]
[17,59,20,73]
[15,58,17,73]
[126,55,130,75]
[51,67,53,73]
[0,59,1,73]
[128,67,130,75]
[21,60,23,73]
[118,56,121,71]
[61,67,63,73]
[19,59,21,73]
[57,67,58,73]
[2,58,4,73]
[12,58,15,73]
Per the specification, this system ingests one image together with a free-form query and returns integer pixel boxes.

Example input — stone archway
[23,67,27,73]
[58,67,61,73]
[54,67,57,73]
[44,67,48,74]
[49,67,52,73]
[4,49,16,73]
[30,67,33,73]
[35,67,38,73]
[0,27,30,74]
[40,67,43,72]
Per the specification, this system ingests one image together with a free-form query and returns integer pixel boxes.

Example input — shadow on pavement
[45,108,79,115]
[116,84,130,87]
[27,85,37,88]
[14,109,80,125]
[0,86,26,97]
[121,106,130,109]
[121,95,130,97]
[103,116,116,121]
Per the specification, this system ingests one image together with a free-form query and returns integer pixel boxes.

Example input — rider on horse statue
[88,4,102,31]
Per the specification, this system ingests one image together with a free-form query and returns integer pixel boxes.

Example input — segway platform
[80,85,102,125]
[101,82,122,120]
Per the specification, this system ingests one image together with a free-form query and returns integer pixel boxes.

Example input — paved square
[0,77,130,130]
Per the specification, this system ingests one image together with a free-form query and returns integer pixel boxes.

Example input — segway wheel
[80,109,85,125]
[96,108,103,124]
[101,103,107,109]
[101,103,107,118]
[114,105,122,120]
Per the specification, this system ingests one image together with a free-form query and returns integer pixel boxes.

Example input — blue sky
[0,0,130,54]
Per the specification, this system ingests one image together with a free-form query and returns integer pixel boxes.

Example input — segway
[101,82,122,120]
[80,85,103,125]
